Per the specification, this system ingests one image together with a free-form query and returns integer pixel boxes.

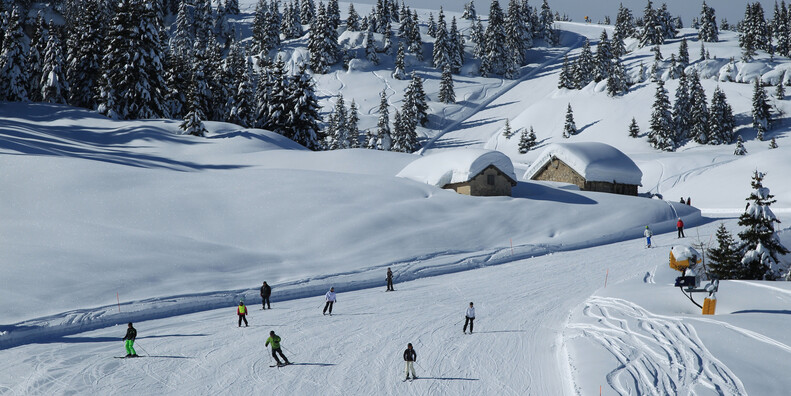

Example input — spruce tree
[505,0,531,70]
[40,24,68,104]
[373,89,393,150]
[364,25,379,65]
[752,78,771,139]
[573,39,594,88]
[427,12,437,37]
[348,100,361,148]
[538,0,557,45]
[737,171,789,279]
[639,0,664,47]
[347,3,361,31]
[558,55,573,89]
[28,13,47,103]
[286,63,322,150]
[328,94,349,150]
[463,1,477,19]
[672,71,691,143]
[471,16,485,59]
[228,57,256,128]
[648,79,675,151]
[677,37,689,70]
[448,17,464,73]
[66,0,106,109]
[606,57,628,96]
[594,30,612,82]
[708,86,735,144]
[403,72,429,126]
[263,56,291,135]
[628,117,640,137]
[480,0,508,77]
[0,6,30,102]
[181,82,208,137]
[226,0,240,15]
[689,72,709,144]
[733,135,747,155]
[432,8,450,71]
[776,72,785,99]
[407,10,423,61]
[518,126,537,153]
[300,0,316,24]
[503,118,514,139]
[769,137,778,148]
[438,65,456,104]
[562,103,577,138]
[615,3,636,39]
[698,1,718,42]
[707,223,741,279]
[393,42,407,80]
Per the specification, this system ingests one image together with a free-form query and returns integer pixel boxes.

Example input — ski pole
[134,341,150,356]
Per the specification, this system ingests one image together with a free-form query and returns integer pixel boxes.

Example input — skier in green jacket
[266,330,290,366]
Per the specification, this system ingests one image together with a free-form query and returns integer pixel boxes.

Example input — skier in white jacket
[644,226,653,248]
[463,302,475,334]
[323,287,337,315]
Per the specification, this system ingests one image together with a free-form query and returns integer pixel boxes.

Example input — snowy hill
[2,0,791,394]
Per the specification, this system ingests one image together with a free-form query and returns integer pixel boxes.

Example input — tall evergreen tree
[558,55,573,89]
[562,103,577,138]
[615,3,636,39]
[0,7,30,102]
[734,135,747,155]
[301,0,316,24]
[364,25,379,65]
[698,1,719,42]
[328,94,349,149]
[480,0,508,77]
[677,37,690,70]
[752,78,772,139]
[432,8,450,71]
[403,72,429,126]
[228,57,256,128]
[518,126,537,153]
[40,24,68,104]
[393,42,407,80]
[286,63,322,150]
[348,99,361,148]
[181,88,209,137]
[708,86,735,144]
[371,89,392,150]
[776,72,786,99]
[28,13,48,102]
[471,16,485,59]
[505,0,531,69]
[707,223,742,279]
[639,0,664,47]
[67,0,106,108]
[326,0,341,31]
[226,0,241,15]
[672,71,691,143]
[407,10,423,61]
[628,117,640,137]
[737,171,789,279]
[594,30,612,82]
[573,39,594,88]
[689,72,710,144]
[606,56,628,96]
[463,1,477,19]
[347,3,361,31]
[448,17,464,73]
[538,0,557,45]
[438,65,456,104]
[648,79,675,151]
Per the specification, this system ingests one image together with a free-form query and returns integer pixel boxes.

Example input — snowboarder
[644,226,653,248]
[403,343,417,380]
[266,330,290,366]
[261,281,272,309]
[677,218,685,238]
[386,268,394,291]
[237,300,249,327]
[463,302,476,334]
[122,322,138,357]
[323,287,337,315]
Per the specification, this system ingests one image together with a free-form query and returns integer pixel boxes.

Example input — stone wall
[532,158,638,196]
[444,165,514,196]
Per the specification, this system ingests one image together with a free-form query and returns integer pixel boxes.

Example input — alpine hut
[397,149,518,196]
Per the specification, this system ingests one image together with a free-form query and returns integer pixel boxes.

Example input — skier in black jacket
[386,268,394,291]
[403,343,417,380]
[260,281,272,309]
[122,322,138,357]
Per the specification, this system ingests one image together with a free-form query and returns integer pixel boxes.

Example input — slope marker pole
[604,269,609,288]
[117,292,121,313]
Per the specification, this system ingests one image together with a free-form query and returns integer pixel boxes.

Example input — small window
[487,175,495,185]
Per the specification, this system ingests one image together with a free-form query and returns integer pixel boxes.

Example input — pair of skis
[270,362,292,368]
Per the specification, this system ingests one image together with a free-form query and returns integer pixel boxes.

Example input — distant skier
[677,218,685,238]
[266,330,290,366]
[323,287,337,315]
[261,281,272,309]
[386,268,394,291]
[463,302,476,334]
[403,343,417,380]
[686,197,691,206]
[122,322,138,358]
[237,300,249,327]
[644,226,653,248]
[680,197,685,204]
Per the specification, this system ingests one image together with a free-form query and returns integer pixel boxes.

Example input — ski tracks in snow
[567,297,745,396]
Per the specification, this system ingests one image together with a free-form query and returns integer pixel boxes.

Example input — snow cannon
[670,245,719,314]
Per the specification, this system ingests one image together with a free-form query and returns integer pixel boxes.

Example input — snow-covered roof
[524,142,642,186]
[396,149,517,187]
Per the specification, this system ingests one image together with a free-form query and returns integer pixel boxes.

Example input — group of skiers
[121,268,477,378]
[643,218,686,248]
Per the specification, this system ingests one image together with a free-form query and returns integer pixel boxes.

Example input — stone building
[524,142,642,196]
[397,149,518,196]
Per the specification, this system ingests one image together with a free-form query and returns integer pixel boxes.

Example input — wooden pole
[604,269,609,288]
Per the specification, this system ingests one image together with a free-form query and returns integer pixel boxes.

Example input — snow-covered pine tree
[328,94,349,150]
[66,0,106,109]
[471,16,485,59]
[301,0,316,24]
[752,78,771,139]
[707,223,742,279]
[689,72,709,144]
[189,36,214,121]
[677,37,689,70]
[364,25,379,65]
[27,13,48,102]
[502,118,513,139]
[652,44,663,61]
[480,0,508,77]
[40,23,68,104]
[774,1,790,56]
[463,1,477,19]
[776,72,785,99]
[393,42,407,79]
[562,103,577,138]
[615,3,636,39]
[308,3,336,73]
[226,0,240,15]
[228,57,256,128]
[181,90,209,137]
[390,109,407,152]
[373,89,393,150]
[648,79,675,151]
[348,100,361,148]
[538,0,557,45]
[628,117,640,137]
[163,51,190,119]
[573,39,594,88]
[214,1,233,47]
[769,137,778,148]
[594,30,612,82]
[285,63,322,150]
[326,0,341,30]
[262,56,291,135]
[505,0,530,70]
[408,10,423,61]
[438,65,456,104]
[449,17,464,73]
[403,71,429,126]
[708,86,735,144]
[432,8,451,71]
[606,56,628,96]
[518,126,537,153]
[671,71,691,143]
[347,3,361,31]
[611,27,627,58]
[733,135,747,155]
[639,0,664,47]
[0,6,29,102]
[427,12,437,37]
[657,3,678,40]
[170,0,194,58]
[698,1,718,42]
[281,2,304,39]
[192,0,213,48]
[382,25,394,56]
[558,55,573,89]
[737,171,789,279]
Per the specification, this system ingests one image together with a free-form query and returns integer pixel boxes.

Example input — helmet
[645,226,649,228]
[239,300,244,304]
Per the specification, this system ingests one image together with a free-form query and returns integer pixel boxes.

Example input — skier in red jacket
[677,218,685,238]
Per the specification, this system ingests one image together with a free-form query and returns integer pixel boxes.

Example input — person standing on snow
[686,197,691,206]
[403,343,417,380]
[644,226,653,248]
[261,281,272,309]
[323,287,337,315]
[237,300,249,327]
[677,218,685,238]
[266,331,290,366]
[122,322,138,357]
[386,268,394,291]
[463,302,476,334]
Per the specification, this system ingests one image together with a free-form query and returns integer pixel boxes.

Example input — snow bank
[396,149,516,187]
[524,142,643,185]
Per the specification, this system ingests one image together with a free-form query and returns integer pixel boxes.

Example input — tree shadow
[577,119,601,134]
